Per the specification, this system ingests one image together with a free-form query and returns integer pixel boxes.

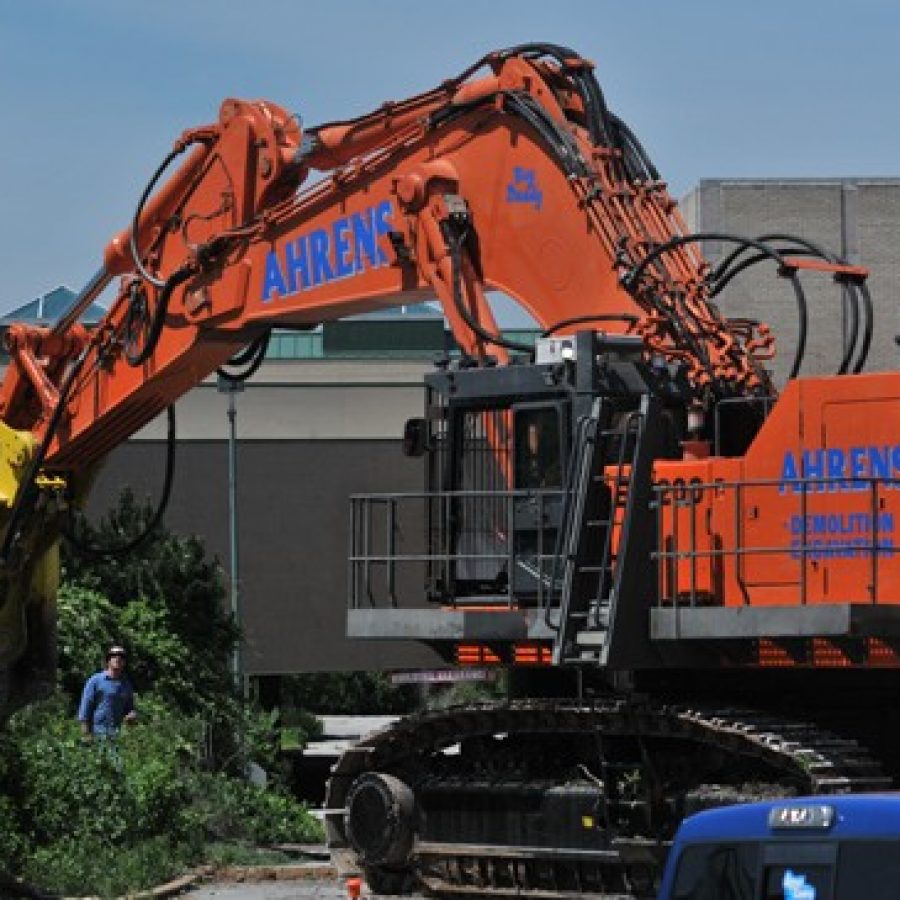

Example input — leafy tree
[56,584,122,700]
[62,489,239,718]
[5,693,320,897]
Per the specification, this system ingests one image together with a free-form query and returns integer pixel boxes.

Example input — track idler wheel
[345,772,415,869]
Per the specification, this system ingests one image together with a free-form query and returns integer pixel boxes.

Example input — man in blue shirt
[78,645,137,739]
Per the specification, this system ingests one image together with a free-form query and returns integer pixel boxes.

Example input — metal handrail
[350,474,900,612]
[652,473,898,609]
[349,487,569,611]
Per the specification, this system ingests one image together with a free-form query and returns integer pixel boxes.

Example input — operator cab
[414,332,665,611]
[658,795,900,899]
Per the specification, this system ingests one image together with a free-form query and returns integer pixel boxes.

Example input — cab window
[671,840,900,899]
[514,406,562,489]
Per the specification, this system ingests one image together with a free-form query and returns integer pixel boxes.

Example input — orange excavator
[0,43,894,897]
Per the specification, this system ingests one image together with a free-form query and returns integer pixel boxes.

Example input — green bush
[8,694,201,848]
[279,706,322,749]
[0,730,27,868]
[0,795,26,869]
[4,693,322,895]
[190,772,322,844]
[11,695,131,845]
[281,671,419,715]
[5,696,201,896]
[23,836,196,899]
[0,492,325,896]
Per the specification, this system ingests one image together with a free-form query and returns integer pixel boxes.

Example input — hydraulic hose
[129,147,189,290]
[499,43,616,152]
[63,406,177,559]
[713,232,839,280]
[625,233,809,381]
[853,281,874,373]
[124,263,195,367]
[428,47,655,191]
[446,230,533,356]
[430,90,588,182]
[607,112,659,182]
[711,232,871,376]
[542,314,639,338]
[220,332,269,368]
[216,330,272,383]
[503,92,588,179]
[755,233,872,374]
[712,247,858,377]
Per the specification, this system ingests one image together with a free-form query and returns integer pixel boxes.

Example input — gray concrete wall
[84,356,443,676]
[87,438,442,675]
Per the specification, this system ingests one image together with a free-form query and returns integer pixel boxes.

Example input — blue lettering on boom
[506,166,543,211]
[262,199,394,302]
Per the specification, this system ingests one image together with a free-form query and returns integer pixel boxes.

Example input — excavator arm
[0,44,802,712]
[1,45,778,468]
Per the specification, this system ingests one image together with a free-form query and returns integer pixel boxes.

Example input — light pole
[217,374,245,692]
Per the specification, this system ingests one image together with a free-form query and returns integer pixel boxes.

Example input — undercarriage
[326,699,890,898]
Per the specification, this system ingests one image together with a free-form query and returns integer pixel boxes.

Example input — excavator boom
[0,46,774,477]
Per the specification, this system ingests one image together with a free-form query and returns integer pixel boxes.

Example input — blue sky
[2,0,899,314]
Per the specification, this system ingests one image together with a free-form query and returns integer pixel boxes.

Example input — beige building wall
[133,359,431,442]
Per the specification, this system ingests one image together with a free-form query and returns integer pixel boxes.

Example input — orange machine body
[656,374,900,611]
[638,369,900,676]
[0,45,884,676]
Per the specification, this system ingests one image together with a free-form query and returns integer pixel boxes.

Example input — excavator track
[326,699,891,899]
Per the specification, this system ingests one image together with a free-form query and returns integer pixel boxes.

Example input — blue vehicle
[658,795,900,899]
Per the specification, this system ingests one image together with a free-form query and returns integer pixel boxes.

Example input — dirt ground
[185,879,347,900]
[185,874,426,900]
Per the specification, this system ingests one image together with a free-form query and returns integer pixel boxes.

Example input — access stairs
[550,394,659,667]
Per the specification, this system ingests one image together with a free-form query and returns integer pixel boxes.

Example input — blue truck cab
[657,795,900,899]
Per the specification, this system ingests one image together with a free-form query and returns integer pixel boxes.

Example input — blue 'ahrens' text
[262,200,394,301]
[779,445,900,494]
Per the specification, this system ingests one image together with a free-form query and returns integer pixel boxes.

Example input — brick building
[681,179,900,384]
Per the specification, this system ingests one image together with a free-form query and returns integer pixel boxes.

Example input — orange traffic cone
[346,876,363,899]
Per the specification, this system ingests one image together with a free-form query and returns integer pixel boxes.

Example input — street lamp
[217,374,244,691]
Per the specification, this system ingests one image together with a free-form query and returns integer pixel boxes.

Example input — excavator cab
[426,396,569,606]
